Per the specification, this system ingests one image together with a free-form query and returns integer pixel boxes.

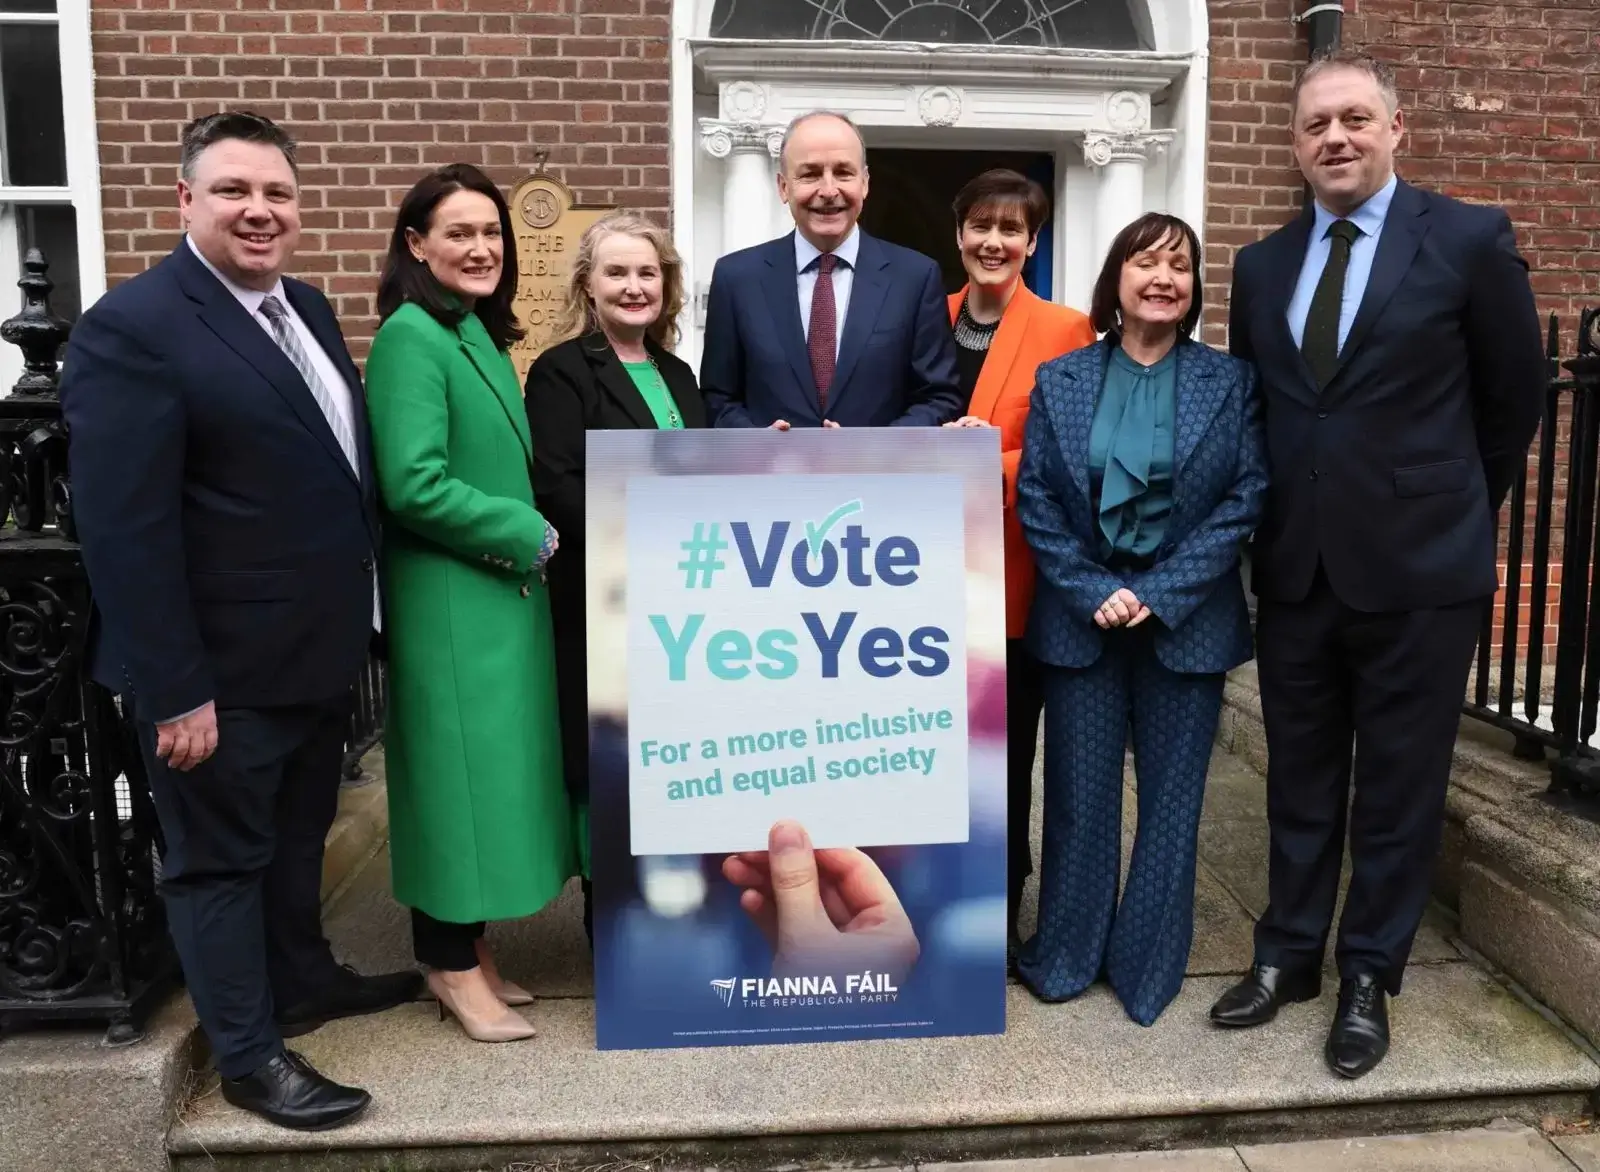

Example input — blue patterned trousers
[1017,627,1225,1025]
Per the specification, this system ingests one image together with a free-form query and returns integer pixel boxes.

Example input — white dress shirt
[795,226,860,360]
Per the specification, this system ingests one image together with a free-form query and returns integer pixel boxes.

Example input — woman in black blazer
[526,211,706,941]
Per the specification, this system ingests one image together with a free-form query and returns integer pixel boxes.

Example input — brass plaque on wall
[507,170,613,385]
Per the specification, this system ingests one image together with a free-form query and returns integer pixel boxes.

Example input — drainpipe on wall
[1296,2,1343,58]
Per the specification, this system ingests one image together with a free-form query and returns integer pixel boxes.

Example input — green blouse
[622,359,685,430]
[1088,344,1177,564]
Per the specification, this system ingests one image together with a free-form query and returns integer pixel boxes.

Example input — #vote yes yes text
[626,474,970,856]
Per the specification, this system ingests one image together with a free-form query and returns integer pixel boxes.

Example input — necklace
[642,353,682,428]
[954,298,1001,351]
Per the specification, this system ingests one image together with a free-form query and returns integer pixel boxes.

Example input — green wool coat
[365,301,576,924]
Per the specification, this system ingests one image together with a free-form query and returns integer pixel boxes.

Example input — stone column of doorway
[699,120,785,257]
[1082,129,1175,273]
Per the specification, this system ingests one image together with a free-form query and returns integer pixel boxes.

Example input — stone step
[167,962,1597,1172]
[168,740,1600,1172]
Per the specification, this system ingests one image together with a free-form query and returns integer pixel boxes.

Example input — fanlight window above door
[707,0,1150,50]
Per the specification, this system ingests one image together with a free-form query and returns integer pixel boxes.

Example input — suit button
[361,557,374,572]
[1317,410,1329,419]
[519,583,531,598]
[1309,469,1319,481]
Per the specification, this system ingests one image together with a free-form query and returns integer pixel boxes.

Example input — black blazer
[60,241,378,720]
[526,331,706,797]
[1229,179,1544,612]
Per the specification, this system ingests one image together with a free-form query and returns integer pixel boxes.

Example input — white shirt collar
[794,225,861,274]
[185,234,287,317]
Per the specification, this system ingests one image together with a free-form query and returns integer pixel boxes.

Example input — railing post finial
[0,248,71,398]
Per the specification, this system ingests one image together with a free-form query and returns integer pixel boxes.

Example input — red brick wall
[90,0,672,358]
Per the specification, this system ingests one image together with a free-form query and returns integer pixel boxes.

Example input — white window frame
[0,0,105,390]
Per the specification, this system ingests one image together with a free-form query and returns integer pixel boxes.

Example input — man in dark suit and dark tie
[701,110,962,429]
[1209,52,1544,1078]
[60,112,420,1130]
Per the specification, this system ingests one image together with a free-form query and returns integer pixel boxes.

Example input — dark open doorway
[858,148,1056,299]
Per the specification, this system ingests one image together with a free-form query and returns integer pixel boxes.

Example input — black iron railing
[344,653,388,779]
[1465,306,1600,802]
[0,250,173,1043]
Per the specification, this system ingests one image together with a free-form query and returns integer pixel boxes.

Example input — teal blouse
[1088,345,1177,564]
[622,359,685,430]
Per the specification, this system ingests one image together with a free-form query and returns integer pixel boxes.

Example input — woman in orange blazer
[944,169,1097,956]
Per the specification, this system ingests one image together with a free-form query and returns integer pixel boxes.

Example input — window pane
[1,23,68,186]
[709,0,1148,50]
[17,204,80,323]
[0,1,57,12]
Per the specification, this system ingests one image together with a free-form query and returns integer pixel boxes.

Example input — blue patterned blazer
[1018,338,1268,673]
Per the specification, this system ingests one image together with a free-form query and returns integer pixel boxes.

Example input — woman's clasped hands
[1095,586,1151,630]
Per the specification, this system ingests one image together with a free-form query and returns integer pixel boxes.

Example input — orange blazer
[948,283,1096,639]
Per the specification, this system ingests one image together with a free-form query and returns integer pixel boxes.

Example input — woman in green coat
[366,163,575,1044]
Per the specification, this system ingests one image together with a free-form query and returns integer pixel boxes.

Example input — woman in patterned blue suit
[1015,213,1267,1025]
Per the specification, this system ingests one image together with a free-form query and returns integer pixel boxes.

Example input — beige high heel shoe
[473,939,535,1007]
[427,972,537,1043]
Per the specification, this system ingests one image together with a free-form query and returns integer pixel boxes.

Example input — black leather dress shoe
[1209,962,1322,1028]
[220,1050,371,1131]
[1325,973,1389,1079]
[276,964,423,1037]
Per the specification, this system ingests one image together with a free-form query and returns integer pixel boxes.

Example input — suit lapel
[1056,342,1107,500]
[1324,181,1428,398]
[174,245,360,486]
[583,335,657,430]
[827,233,888,417]
[457,318,534,466]
[1172,341,1225,475]
[1262,211,1320,406]
[761,235,818,407]
[969,284,1033,423]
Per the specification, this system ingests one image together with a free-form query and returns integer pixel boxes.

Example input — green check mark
[805,498,864,558]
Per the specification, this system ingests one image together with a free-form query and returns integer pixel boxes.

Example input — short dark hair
[376,163,526,352]
[1292,48,1399,122]
[180,111,297,181]
[1089,213,1203,338]
[952,169,1050,238]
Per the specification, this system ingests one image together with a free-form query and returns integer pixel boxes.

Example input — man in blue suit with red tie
[701,111,962,429]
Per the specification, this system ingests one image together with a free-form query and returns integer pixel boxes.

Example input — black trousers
[1006,638,1046,936]
[410,908,484,971]
[1253,568,1485,993]
[139,699,348,1079]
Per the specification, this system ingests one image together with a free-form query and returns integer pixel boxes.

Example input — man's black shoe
[220,1050,371,1131]
[1209,962,1321,1028]
[276,964,422,1037]
[1325,973,1390,1079]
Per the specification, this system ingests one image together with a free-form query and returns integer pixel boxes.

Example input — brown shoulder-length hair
[951,168,1051,238]
[376,163,525,352]
[1089,213,1204,339]
[549,211,685,350]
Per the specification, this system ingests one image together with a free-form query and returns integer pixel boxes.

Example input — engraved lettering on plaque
[507,170,614,385]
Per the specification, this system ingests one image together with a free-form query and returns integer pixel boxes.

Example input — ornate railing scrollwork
[0,249,175,1045]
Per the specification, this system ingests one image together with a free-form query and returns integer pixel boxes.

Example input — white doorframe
[669,0,1211,371]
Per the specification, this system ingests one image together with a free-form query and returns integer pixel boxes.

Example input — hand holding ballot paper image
[586,428,1007,1050]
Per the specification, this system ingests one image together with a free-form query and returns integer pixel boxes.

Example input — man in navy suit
[1210,52,1544,1078]
[700,111,962,429]
[60,112,419,1130]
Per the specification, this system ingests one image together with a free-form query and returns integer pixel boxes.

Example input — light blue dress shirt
[1286,173,1398,351]
[795,225,859,360]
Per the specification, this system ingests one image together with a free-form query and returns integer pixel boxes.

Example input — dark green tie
[1302,219,1361,389]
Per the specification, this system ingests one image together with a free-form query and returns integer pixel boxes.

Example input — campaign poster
[586,428,1007,1050]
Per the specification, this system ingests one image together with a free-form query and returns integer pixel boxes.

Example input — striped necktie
[260,295,360,478]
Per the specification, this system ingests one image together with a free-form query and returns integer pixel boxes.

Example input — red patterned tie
[808,252,838,414]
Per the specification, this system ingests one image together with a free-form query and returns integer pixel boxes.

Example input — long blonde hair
[550,211,685,350]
